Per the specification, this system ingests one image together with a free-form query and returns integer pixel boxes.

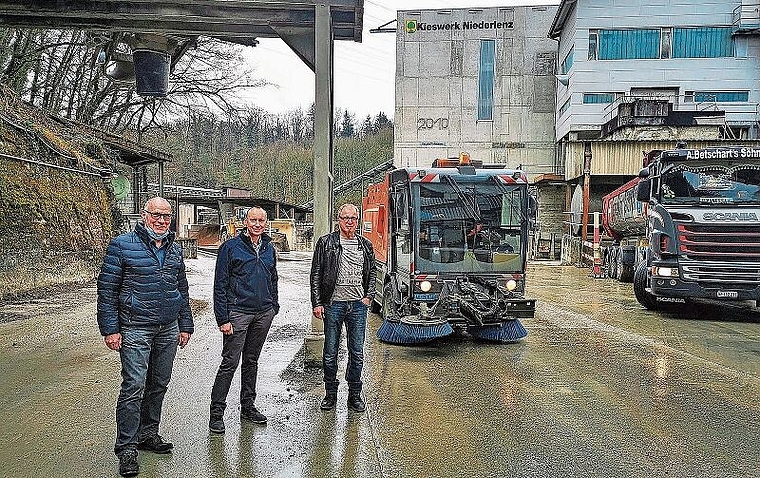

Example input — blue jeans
[323,300,367,394]
[114,322,179,455]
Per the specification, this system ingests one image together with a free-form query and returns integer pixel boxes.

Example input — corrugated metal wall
[564,140,760,180]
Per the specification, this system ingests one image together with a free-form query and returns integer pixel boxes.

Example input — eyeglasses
[339,216,359,222]
[144,210,173,221]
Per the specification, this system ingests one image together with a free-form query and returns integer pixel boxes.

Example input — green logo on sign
[405,20,417,33]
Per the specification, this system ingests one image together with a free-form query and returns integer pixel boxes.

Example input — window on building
[583,93,615,104]
[590,26,734,61]
[661,27,672,59]
[598,29,660,60]
[692,91,749,102]
[588,31,598,60]
[478,39,496,121]
[672,27,733,58]
[559,98,571,117]
[561,46,574,74]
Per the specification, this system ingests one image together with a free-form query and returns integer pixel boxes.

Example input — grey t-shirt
[332,236,365,301]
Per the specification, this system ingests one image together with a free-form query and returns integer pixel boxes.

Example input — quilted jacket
[97,223,194,336]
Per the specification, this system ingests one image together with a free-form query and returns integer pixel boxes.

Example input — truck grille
[681,261,760,286]
[677,224,760,261]
[677,224,760,285]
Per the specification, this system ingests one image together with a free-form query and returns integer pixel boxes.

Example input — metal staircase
[300,158,395,208]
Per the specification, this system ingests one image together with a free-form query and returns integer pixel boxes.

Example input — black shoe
[136,434,173,454]
[348,393,366,412]
[241,407,267,424]
[209,416,225,434]
[320,394,337,410]
[118,449,139,477]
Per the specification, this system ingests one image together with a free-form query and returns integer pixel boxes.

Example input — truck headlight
[506,279,517,291]
[420,280,432,292]
[654,266,675,277]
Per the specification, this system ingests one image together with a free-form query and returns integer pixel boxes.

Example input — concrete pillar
[158,160,165,197]
[304,2,334,366]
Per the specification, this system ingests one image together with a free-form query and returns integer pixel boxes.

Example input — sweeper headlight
[506,279,517,291]
[420,280,432,292]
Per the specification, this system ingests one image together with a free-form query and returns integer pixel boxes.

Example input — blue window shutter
[583,93,614,104]
[694,91,748,102]
[599,29,659,60]
[478,40,496,120]
[673,27,733,58]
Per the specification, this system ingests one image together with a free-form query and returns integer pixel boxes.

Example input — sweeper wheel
[381,283,396,320]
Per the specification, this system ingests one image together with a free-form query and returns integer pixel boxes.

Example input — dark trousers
[114,322,179,455]
[323,300,367,395]
[210,308,275,417]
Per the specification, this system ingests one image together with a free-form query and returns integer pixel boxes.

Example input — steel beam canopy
[0,1,363,48]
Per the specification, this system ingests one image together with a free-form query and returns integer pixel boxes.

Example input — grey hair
[144,196,171,212]
[336,203,359,218]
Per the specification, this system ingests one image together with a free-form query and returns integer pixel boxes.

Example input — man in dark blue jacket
[209,206,279,434]
[97,197,193,477]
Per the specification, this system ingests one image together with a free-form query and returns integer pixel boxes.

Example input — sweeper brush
[376,319,454,344]
[467,319,528,343]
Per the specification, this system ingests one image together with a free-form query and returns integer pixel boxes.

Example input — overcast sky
[241,0,560,120]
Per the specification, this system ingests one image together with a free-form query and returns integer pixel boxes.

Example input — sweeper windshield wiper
[441,175,481,222]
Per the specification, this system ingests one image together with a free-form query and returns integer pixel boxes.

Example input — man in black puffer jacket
[209,206,279,434]
[97,197,193,477]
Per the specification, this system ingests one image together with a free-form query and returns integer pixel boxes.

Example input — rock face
[0,86,117,301]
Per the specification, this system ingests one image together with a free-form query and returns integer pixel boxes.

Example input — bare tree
[0,28,268,136]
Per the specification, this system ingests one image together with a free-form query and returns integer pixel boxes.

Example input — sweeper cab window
[412,180,526,273]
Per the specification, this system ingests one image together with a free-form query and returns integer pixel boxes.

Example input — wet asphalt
[0,253,758,477]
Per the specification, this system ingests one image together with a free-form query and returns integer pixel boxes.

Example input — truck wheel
[618,264,634,283]
[633,261,661,310]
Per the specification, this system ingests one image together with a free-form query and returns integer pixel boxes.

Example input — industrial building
[393,5,559,173]
[551,0,760,243]
[393,1,760,258]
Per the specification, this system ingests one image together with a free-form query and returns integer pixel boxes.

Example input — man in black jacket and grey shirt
[310,203,376,412]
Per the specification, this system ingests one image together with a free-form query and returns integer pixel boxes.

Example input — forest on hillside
[0,28,394,206]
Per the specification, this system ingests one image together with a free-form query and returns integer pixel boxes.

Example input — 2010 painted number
[417,117,449,130]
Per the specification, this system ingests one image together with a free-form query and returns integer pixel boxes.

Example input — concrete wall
[535,182,567,236]
[555,0,760,140]
[395,5,559,177]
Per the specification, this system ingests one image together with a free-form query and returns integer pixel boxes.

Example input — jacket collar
[240,231,272,248]
[135,222,175,248]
